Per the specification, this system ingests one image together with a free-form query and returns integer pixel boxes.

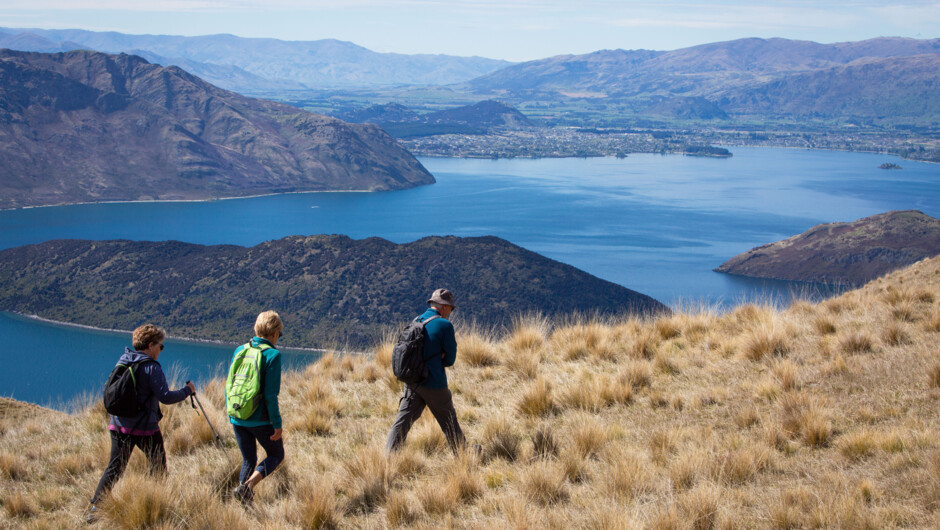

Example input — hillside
[0,49,434,209]
[715,210,940,285]
[342,100,534,138]
[463,37,940,123]
[2,254,939,527]
[0,235,667,347]
[0,28,511,90]
[722,54,940,121]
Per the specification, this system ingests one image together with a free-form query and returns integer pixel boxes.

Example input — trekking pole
[188,381,226,451]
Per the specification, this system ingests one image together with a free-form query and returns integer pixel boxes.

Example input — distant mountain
[468,37,940,96]
[0,27,512,90]
[342,100,534,138]
[424,100,534,128]
[464,37,940,122]
[715,211,940,285]
[0,49,434,209]
[719,54,940,120]
[342,103,422,124]
[0,236,669,347]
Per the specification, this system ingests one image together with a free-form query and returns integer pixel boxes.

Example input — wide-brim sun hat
[427,288,456,308]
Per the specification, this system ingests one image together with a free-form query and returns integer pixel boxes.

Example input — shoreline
[5,188,375,212]
[4,311,355,355]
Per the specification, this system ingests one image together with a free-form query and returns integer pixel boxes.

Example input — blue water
[0,312,317,408]
[1,147,938,406]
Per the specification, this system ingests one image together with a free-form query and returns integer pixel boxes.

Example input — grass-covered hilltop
[3,256,940,528]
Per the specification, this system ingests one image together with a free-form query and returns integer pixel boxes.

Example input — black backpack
[103,358,154,417]
[392,315,440,385]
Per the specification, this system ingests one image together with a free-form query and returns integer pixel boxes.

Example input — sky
[1,1,938,61]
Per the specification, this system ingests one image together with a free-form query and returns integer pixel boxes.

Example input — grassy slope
[3,257,940,528]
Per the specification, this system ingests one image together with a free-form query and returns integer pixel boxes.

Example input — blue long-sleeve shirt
[109,349,193,435]
[227,337,282,429]
[418,308,458,389]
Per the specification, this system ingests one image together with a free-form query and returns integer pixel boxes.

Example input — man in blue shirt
[386,288,466,454]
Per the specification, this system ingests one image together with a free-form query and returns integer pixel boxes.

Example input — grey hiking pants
[386,385,465,454]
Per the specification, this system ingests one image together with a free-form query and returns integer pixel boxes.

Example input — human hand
[270,428,283,441]
[186,381,196,394]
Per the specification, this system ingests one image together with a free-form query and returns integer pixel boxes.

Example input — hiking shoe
[232,483,254,506]
[85,505,98,524]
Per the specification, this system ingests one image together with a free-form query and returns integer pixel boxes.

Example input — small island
[879,163,903,169]
[681,145,733,158]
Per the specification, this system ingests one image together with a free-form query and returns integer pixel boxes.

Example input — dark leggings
[91,430,166,504]
[232,424,285,484]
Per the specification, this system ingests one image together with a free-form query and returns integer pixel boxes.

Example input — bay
[1,147,938,406]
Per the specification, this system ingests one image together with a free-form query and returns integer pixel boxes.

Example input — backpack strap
[417,315,442,362]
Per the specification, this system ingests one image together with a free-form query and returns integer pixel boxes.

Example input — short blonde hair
[132,324,166,351]
[254,310,283,339]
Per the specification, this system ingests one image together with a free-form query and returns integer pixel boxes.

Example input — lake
[2,147,938,406]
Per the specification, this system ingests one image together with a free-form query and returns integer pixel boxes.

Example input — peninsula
[715,210,940,286]
[0,49,434,209]
[0,235,669,347]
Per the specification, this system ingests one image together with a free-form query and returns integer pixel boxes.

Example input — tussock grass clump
[0,451,27,480]
[505,314,549,353]
[551,321,617,362]
[517,376,555,417]
[710,443,774,486]
[929,362,940,388]
[385,491,418,527]
[99,473,175,529]
[342,447,393,513]
[444,453,483,504]
[604,449,654,500]
[532,424,559,459]
[839,430,877,460]
[677,483,723,530]
[813,314,838,335]
[2,490,38,519]
[292,483,340,529]
[521,461,569,506]
[623,360,653,389]
[882,322,912,345]
[630,326,660,359]
[670,447,707,491]
[417,479,458,515]
[740,322,792,361]
[838,330,877,354]
[459,328,500,367]
[771,358,801,391]
[569,415,611,459]
[778,391,832,448]
[482,417,521,462]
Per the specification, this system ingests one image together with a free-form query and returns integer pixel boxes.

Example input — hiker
[89,324,195,516]
[386,288,467,454]
[226,310,285,506]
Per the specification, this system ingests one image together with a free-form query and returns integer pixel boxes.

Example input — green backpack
[225,342,271,420]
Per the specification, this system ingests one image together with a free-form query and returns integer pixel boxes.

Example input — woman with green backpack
[225,310,285,506]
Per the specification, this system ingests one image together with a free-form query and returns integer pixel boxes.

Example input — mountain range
[0,28,511,90]
[3,28,937,125]
[465,37,940,123]
[0,236,669,347]
[715,210,940,285]
[0,49,433,209]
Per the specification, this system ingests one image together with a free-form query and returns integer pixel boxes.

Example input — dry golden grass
[5,257,940,527]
